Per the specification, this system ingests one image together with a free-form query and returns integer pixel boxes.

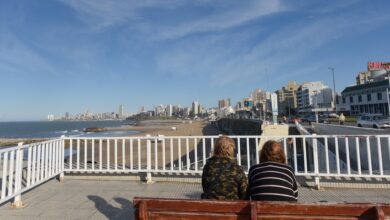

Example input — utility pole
[314,91,319,123]
[329,67,337,114]
[385,63,390,115]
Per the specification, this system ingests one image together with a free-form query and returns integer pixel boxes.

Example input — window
[342,97,346,103]
[367,94,371,101]
[377,92,382,100]
[358,95,362,102]
[349,96,353,103]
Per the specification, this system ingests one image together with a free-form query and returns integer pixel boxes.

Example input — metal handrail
[1,133,390,206]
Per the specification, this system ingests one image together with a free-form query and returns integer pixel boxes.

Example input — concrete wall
[216,118,262,135]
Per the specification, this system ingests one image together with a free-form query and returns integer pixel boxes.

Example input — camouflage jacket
[201,157,247,200]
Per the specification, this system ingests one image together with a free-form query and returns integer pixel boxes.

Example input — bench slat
[150,212,249,220]
[134,197,250,213]
[255,203,377,217]
[134,197,390,220]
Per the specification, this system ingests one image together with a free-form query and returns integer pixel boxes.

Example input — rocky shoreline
[0,138,48,147]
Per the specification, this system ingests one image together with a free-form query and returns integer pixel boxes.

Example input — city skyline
[1,0,390,121]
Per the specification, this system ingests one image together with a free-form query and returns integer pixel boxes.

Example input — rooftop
[342,79,389,93]
[1,178,390,220]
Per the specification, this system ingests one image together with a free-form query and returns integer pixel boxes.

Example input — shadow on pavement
[87,195,134,220]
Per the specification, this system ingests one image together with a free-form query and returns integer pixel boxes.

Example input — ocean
[0,120,138,139]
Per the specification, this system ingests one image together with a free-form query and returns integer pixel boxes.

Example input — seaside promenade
[1,120,390,219]
[1,178,390,220]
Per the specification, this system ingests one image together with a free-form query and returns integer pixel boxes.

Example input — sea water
[0,120,138,139]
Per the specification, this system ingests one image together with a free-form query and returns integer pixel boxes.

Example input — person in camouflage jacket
[201,136,247,200]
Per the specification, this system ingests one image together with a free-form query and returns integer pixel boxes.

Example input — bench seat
[133,197,390,220]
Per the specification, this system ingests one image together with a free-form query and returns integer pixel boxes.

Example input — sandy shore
[0,119,221,148]
[125,119,221,137]
[62,120,221,170]
[0,121,220,170]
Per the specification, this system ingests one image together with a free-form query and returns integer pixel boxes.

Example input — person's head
[260,140,286,164]
[213,136,235,159]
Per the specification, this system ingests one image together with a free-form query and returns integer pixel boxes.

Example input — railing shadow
[87,195,134,220]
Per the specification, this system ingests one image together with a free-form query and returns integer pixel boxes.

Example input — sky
[1,0,390,121]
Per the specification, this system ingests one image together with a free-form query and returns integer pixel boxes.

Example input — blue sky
[1,0,390,121]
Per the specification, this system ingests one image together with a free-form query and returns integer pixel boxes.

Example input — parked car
[327,113,339,118]
[357,114,390,129]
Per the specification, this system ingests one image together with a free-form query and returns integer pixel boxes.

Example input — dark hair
[260,140,286,164]
[214,136,235,159]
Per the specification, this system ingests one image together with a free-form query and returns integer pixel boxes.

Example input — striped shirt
[248,161,298,201]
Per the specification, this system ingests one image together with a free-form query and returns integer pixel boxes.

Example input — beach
[1,120,222,171]
[0,119,221,147]
[61,120,221,170]
[126,119,221,137]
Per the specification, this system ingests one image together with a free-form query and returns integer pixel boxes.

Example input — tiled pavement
[1,179,390,220]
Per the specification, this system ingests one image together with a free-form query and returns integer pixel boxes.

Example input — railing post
[59,135,65,182]
[11,142,25,208]
[146,134,153,184]
[312,134,321,190]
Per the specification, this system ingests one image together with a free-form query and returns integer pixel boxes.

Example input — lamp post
[313,90,319,123]
[329,67,337,114]
[385,64,390,116]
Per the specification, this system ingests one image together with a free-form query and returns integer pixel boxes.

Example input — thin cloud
[59,0,285,38]
[59,0,183,29]
[155,8,390,88]
[151,0,285,40]
[0,31,57,76]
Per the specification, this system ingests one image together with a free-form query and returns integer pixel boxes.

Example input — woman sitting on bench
[201,136,247,200]
[247,140,298,201]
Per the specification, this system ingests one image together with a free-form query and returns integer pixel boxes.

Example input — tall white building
[183,107,191,118]
[155,104,165,116]
[118,104,124,118]
[47,114,55,121]
[192,101,199,116]
[297,82,333,113]
[166,104,173,117]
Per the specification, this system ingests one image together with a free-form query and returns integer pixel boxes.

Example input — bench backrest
[133,197,390,220]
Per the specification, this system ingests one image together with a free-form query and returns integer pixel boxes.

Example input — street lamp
[384,63,390,116]
[329,67,337,114]
[313,90,319,123]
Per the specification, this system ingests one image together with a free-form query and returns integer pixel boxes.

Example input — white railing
[0,138,64,206]
[1,134,390,206]
[63,135,390,179]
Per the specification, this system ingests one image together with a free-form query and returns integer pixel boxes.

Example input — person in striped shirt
[247,140,298,201]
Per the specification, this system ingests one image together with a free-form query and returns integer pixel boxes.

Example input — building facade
[340,80,390,115]
[297,82,333,114]
[250,89,267,113]
[218,98,231,109]
[276,81,298,116]
[155,105,165,116]
[166,104,173,117]
[117,104,124,118]
[192,101,199,116]
[340,62,390,115]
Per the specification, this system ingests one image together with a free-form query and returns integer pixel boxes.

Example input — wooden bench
[133,197,390,220]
